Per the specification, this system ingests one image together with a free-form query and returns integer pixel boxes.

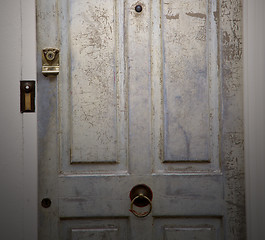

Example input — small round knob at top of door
[135,5,143,13]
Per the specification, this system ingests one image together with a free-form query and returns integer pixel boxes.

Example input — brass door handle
[130,193,152,217]
[129,184,153,218]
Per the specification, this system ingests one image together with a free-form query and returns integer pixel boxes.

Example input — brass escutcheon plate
[130,184,153,207]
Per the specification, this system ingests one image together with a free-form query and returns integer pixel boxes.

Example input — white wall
[0,0,264,239]
[0,0,37,239]
[244,0,265,239]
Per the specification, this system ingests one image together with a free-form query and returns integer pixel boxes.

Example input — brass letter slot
[42,48,60,77]
[20,81,35,113]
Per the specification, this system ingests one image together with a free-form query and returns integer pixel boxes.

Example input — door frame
[243,0,265,239]
[0,0,37,239]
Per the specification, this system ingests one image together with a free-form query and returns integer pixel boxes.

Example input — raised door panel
[153,218,222,240]
[59,0,128,173]
[60,218,128,240]
[163,0,209,161]
[152,0,220,173]
[71,229,118,240]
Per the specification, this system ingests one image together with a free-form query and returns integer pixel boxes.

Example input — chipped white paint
[59,0,128,172]
[153,0,220,174]
[221,0,245,238]
[37,0,245,239]
[163,0,209,161]
[70,0,117,163]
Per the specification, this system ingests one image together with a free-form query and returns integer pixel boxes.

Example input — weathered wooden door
[37,0,245,239]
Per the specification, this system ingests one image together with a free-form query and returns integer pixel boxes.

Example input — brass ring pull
[130,193,152,218]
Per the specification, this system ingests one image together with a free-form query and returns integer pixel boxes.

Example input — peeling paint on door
[37,0,245,238]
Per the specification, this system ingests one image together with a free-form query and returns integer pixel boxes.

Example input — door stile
[127,0,152,175]
[116,0,129,173]
[220,0,245,238]
[151,0,164,174]
[37,0,60,239]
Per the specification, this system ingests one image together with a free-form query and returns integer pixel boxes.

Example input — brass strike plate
[42,48,60,77]
[20,81,35,113]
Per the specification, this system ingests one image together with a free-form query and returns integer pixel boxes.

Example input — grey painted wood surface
[37,0,245,239]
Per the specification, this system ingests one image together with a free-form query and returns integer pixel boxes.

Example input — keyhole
[41,198,51,208]
[46,51,55,61]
